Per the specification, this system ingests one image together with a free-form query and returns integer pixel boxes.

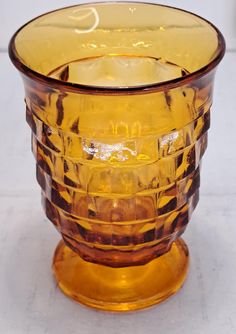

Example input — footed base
[52,238,189,312]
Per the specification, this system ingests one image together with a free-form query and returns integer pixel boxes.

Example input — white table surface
[0,50,236,334]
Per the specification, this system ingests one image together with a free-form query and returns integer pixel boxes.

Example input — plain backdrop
[0,0,236,50]
[0,1,236,334]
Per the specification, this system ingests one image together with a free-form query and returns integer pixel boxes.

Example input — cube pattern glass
[9,2,225,311]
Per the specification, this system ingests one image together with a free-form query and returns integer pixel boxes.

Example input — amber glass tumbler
[9,2,225,311]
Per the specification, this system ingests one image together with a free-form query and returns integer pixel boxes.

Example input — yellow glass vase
[9,2,225,311]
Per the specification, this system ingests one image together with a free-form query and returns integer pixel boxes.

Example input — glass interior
[12,2,223,88]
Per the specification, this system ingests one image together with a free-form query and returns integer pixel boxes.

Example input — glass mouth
[9,1,225,94]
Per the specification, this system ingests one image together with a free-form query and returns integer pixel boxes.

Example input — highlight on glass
[9,2,225,311]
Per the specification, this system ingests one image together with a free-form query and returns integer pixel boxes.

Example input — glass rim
[8,1,226,95]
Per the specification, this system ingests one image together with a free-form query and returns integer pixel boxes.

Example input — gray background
[0,1,236,333]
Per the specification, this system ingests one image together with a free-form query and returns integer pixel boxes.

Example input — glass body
[9,2,225,311]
